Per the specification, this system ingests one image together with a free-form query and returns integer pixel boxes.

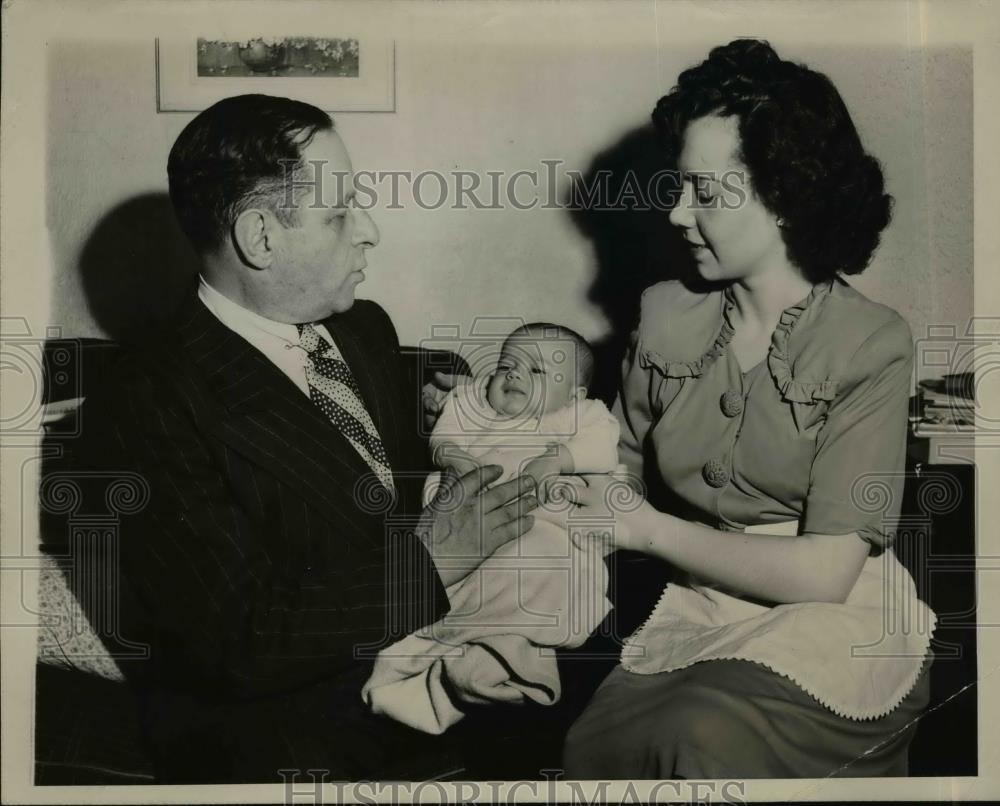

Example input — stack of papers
[914,374,975,434]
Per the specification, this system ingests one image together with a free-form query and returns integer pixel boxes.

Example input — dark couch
[34,338,977,782]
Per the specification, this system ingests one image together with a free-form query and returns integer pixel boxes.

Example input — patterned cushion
[36,555,124,681]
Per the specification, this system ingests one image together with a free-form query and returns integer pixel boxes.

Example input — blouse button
[702,459,730,488]
[720,390,744,418]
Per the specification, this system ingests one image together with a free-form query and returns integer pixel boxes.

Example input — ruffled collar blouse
[618,276,915,550]
[613,276,935,720]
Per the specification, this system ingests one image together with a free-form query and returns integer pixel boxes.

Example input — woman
[561,39,935,778]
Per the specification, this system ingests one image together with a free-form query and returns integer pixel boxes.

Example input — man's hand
[421,371,470,431]
[420,464,539,587]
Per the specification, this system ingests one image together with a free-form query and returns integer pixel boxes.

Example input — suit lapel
[175,296,382,536]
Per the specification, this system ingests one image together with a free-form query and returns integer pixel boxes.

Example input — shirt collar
[198,275,303,346]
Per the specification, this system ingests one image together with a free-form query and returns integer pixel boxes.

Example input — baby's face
[485,332,582,417]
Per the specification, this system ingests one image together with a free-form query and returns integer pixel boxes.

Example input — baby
[427,322,620,503]
[363,323,621,734]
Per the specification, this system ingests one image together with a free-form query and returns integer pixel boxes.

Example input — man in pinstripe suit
[75,94,541,782]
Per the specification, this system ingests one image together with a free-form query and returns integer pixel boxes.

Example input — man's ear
[572,385,589,403]
[232,208,276,269]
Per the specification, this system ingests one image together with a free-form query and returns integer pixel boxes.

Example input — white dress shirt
[197,275,337,398]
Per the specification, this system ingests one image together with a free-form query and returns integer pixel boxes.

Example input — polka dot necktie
[297,323,395,496]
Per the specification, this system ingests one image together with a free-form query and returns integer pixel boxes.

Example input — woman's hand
[563,474,659,555]
[422,371,471,431]
[521,455,564,503]
[522,444,575,503]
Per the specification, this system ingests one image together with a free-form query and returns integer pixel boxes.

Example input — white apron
[620,521,936,720]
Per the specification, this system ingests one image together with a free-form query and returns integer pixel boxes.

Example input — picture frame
[155,35,395,112]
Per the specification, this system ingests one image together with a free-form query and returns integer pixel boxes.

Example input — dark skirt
[563,658,931,779]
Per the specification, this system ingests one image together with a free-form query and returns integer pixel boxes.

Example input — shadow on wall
[79,193,200,345]
[79,128,695,358]
[568,123,700,406]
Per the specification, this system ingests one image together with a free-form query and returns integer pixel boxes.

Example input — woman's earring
[776,217,787,229]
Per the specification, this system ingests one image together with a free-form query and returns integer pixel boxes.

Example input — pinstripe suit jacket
[74,292,450,778]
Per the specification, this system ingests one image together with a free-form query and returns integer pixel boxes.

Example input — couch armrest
[400,346,471,445]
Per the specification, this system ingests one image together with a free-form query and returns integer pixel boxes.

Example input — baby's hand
[434,443,481,478]
[522,455,565,503]
[422,372,471,431]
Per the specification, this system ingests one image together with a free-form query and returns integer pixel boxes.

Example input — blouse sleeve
[802,315,914,551]
[614,329,654,485]
[614,283,692,487]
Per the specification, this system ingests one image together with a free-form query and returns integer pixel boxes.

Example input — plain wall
[44,3,973,381]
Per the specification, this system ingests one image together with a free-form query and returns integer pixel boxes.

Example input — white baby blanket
[362,500,617,734]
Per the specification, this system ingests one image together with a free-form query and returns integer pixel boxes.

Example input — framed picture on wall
[155,35,395,112]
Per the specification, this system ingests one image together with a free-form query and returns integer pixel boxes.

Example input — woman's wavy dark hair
[168,94,333,254]
[653,39,892,282]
